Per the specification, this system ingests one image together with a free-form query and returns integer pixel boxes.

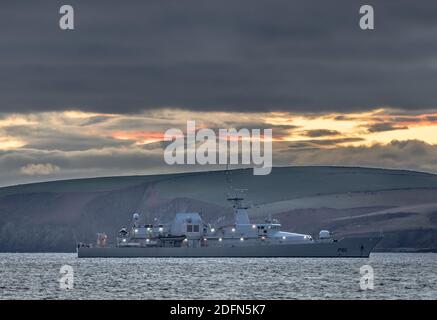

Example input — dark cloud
[367,123,409,133]
[390,117,423,123]
[222,121,297,130]
[277,140,437,174]
[79,115,114,126]
[303,129,341,137]
[0,147,167,186]
[1,0,437,113]
[1,125,135,151]
[288,137,364,149]
[141,141,171,151]
[334,116,354,121]
[218,122,297,138]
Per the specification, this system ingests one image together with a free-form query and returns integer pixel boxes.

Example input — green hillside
[0,166,436,252]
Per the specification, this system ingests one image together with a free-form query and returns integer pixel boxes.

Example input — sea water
[0,253,435,299]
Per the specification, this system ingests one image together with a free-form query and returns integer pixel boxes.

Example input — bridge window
[186,224,200,233]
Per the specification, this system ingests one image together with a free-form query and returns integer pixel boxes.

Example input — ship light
[146,239,150,243]
[252,224,256,229]
[240,237,244,241]
[261,236,266,240]
[183,238,188,242]
[203,237,207,241]
[147,228,151,232]
[282,236,286,240]
[211,228,215,233]
[134,229,138,233]
[218,238,223,242]
[231,228,236,232]
[159,227,163,232]
[122,239,127,243]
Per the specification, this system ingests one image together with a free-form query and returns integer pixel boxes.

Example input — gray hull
[78,236,381,258]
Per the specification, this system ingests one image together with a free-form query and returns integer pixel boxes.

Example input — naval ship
[77,191,381,258]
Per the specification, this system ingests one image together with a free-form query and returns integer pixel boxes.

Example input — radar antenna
[225,164,249,209]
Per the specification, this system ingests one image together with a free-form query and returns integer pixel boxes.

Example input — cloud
[0,146,168,186]
[303,129,341,137]
[1,125,135,152]
[276,140,437,173]
[1,138,436,187]
[367,123,409,133]
[79,115,114,126]
[20,163,60,176]
[2,1,437,113]
[426,116,437,122]
[1,109,437,186]
[288,137,364,149]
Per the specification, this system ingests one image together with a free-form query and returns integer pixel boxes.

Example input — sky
[1,0,437,186]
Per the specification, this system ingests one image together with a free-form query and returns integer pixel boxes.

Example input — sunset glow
[2,109,437,149]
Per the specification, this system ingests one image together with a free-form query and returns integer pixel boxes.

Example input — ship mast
[225,164,250,224]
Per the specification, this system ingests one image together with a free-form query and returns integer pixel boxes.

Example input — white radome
[319,230,331,239]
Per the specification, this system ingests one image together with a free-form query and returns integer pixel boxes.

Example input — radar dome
[319,230,331,239]
[133,213,140,220]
